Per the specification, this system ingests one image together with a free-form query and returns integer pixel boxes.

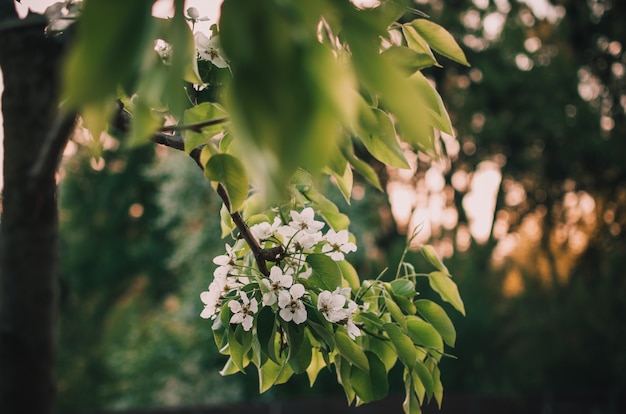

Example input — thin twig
[158,117,228,133]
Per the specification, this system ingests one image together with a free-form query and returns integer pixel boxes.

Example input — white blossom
[317,290,347,323]
[261,266,293,306]
[194,32,228,68]
[200,278,226,319]
[322,229,357,261]
[278,284,307,324]
[250,217,281,241]
[288,207,324,233]
[213,243,238,278]
[228,291,258,331]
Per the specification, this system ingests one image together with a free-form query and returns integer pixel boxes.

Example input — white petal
[331,294,347,309]
[278,290,291,308]
[228,300,242,313]
[230,313,243,324]
[347,321,361,339]
[200,291,212,305]
[200,305,214,319]
[242,315,254,331]
[279,308,294,322]
[292,307,307,324]
[262,292,276,306]
[249,298,259,313]
[290,284,305,299]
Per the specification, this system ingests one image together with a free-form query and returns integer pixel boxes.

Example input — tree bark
[0,9,71,414]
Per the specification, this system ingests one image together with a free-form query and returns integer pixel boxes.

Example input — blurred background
[6,0,625,412]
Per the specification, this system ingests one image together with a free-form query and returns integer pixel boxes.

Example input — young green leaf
[428,271,466,316]
[337,259,360,290]
[415,299,456,347]
[258,359,289,393]
[350,352,388,403]
[384,323,417,369]
[306,254,342,291]
[204,154,249,212]
[385,295,408,331]
[335,330,370,372]
[406,315,444,358]
[411,19,470,67]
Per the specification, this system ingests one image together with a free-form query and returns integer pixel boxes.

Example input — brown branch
[158,117,228,133]
[150,129,282,277]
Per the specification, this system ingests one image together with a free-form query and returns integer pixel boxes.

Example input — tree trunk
[0,9,70,413]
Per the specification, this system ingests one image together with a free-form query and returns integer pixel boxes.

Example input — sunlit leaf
[357,108,410,168]
[204,154,249,212]
[337,259,360,290]
[182,102,228,153]
[415,299,456,347]
[385,294,408,331]
[336,330,369,372]
[350,352,388,403]
[421,245,450,275]
[411,19,470,67]
[428,271,466,316]
[406,316,444,359]
[306,254,342,291]
[384,323,416,369]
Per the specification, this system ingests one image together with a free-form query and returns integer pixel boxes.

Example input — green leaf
[406,316,444,358]
[384,323,417,369]
[283,321,306,363]
[182,102,228,153]
[64,0,154,108]
[413,360,434,400]
[338,136,383,191]
[364,336,398,373]
[355,311,385,329]
[306,348,328,387]
[432,365,444,408]
[408,72,454,135]
[428,271,466,316]
[306,254,342,291]
[391,279,417,298]
[357,108,410,169]
[335,330,369,372]
[258,359,290,393]
[337,260,360,290]
[227,324,253,372]
[288,329,312,374]
[411,19,470,67]
[204,154,249,212]
[415,299,456,347]
[302,187,351,230]
[335,355,356,405]
[421,245,450,275]
[401,24,439,67]
[385,295,408,331]
[403,368,422,414]
[382,46,439,74]
[326,164,354,204]
[350,352,388,403]
[256,306,279,363]
[307,319,336,352]
[219,357,241,376]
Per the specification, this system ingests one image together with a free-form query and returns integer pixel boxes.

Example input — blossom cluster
[200,207,360,338]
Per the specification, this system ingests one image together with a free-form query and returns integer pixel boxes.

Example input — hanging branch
[113,102,284,276]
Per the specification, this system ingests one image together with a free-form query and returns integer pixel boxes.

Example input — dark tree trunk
[0,6,72,413]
